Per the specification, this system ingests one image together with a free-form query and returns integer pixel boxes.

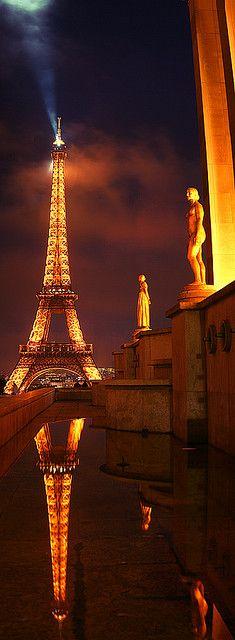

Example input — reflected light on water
[0,419,234,639]
[190,580,208,639]
[139,493,152,531]
[35,418,84,624]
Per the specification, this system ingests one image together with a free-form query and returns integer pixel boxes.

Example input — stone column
[189,0,235,289]
[167,306,207,443]
[122,343,137,379]
[225,0,235,84]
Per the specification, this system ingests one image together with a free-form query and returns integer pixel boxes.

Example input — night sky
[0,0,201,373]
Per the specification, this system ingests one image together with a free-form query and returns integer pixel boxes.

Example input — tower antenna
[57,116,62,139]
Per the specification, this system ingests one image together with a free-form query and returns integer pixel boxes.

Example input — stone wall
[105,380,172,433]
[168,307,207,444]
[200,281,235,454]
[112,283,234,451]
[189,0,235,288]
[135,329,172,380]
[112,351,124,379]
[0,388,54,447]
[113,328,172,381]
[167,281,235,453]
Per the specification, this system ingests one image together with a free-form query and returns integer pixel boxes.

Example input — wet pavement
[0,417,234,639]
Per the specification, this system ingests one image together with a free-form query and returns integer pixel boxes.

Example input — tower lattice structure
[5,118,101,393]
[35,418,84,623]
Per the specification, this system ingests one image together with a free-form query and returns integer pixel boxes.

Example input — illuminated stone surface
[167,280,235,453]
[189,0,235,289]
[198,281,235,455]
[0,388,54,447]
[177,282,216,308]
[167,306,207,444]
[113,329,172,381]
[104,380,172,432]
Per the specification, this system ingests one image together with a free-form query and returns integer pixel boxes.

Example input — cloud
[0,123,197,372]
[1,125,191,247]
[66,127,189,251]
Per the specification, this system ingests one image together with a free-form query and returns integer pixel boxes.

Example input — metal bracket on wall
[204,324,217,354]
[204,320,234,354]
[217,320,234,353]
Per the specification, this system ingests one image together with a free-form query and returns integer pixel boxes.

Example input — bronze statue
[137,275,151,329]
[186,187,206,284]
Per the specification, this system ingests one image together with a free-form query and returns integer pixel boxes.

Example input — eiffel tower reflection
[35,418,84,628]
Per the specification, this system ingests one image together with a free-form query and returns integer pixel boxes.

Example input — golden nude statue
[186,187,206,284]
[137,275,151,329]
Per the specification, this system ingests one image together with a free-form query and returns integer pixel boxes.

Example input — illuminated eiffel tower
[5,118,101,393]
[35,418,84,624]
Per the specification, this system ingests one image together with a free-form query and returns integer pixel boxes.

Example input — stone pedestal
[91,380,107,407]
[178,282,216,308]
[166,304,207,444]
[105,380,172,433]
[133,327,151,340]
[121,340,137,379]
[115,328,172,381]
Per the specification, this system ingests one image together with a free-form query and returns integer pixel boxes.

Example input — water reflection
[190,580,208,639]
[101,429,235,639]
[35,419,84,627]
[0,417,235,638]
[139,493,152,531]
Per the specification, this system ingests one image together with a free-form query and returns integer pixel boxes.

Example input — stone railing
[19,343,93,356]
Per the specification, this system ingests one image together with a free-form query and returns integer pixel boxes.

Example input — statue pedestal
[177,282,216,309]
[132,327,151,340]
[167,282,215,444]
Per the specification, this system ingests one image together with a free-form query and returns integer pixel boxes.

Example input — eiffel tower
[35,418,84,625]
[5,118,101,393]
